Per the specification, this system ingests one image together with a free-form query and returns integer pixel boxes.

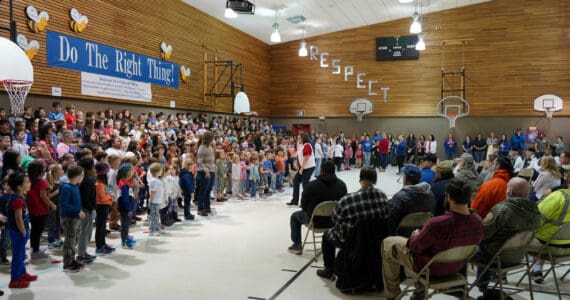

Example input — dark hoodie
[389,182,436,236]
[178,169,195,196]
[301,173,347,227]
[480,197,541,264]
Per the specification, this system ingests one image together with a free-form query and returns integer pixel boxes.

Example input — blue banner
[46,31,179,88]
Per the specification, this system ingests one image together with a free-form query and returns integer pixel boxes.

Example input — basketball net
[1,80,32,115]
[545,108,554,119]
[447,113,457,128]
[356,112,363,122]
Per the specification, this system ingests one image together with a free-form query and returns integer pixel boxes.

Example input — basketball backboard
[0,37,34,82]
[534,94,563,119]
[233,91,250,114]
[349,98,373,121]
[436,96,470,128]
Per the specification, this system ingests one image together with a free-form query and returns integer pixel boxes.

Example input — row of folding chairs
[301,203,570,299]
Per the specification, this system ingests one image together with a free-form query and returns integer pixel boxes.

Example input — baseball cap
[460,153,474,165]
[435,161,453,173]
[402,164,421,178]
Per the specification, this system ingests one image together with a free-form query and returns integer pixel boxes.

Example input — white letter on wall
[331,59,341,74]
[356,73,366,89]
[368,80,378,95]
[310,46,319,61]
[344,66,354,81]
[320,52,329,68]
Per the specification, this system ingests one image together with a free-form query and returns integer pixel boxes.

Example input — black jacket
[79,176,97,212]
[389,182,436,236]
[301,173,347,226]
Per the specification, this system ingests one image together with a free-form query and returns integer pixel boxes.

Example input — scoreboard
[376,35,420,61]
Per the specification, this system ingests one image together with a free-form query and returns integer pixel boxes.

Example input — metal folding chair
[301,201,335,261]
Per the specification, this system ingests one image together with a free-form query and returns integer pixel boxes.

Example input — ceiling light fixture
[398,0,414,3]
[298,28,307,56]
[224,7,237,19]
[410,12,422,34]
[270,10,281,43]
[416,33,426,51]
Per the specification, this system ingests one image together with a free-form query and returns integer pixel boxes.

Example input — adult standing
[444,133,456,160]
[287,132,316,206]
[486,132,498,160]
[472,133,487,163]
[196,132,216,216]
[511,128,526,156]
[313,138,324,177]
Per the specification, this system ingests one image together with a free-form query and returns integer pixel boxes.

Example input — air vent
[287,15,306,24]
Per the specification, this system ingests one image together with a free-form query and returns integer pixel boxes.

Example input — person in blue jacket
[60,165,86,272]
[511,128,526,156]
[179,158,196,220]
[498,134,511,157]
[396,135,407,173]
[361,136,373,167]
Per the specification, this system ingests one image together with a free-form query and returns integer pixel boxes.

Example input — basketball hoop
[447,113,457,128]
[1,80,32,115]
[545,107,554,119]
[356,112,364,121]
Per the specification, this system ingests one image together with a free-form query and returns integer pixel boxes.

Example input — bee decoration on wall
[180,66,191,83]
[26,6,50,33]
[70,8,89,33]
[160,42,173,60]
[17,34,40,60]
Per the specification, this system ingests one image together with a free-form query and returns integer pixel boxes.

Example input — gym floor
[0,166,565,299]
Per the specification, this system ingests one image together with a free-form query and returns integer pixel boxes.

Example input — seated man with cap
[389,164,435,236]
[431,160,454,216]
[418,153,437,185]
[455,153,483,201]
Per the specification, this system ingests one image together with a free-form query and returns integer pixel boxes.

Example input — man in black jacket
[389,164,436,236]
[288,161,347,254]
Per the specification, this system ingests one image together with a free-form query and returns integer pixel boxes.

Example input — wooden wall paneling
[268,0,570,118]
[0,0,270,115]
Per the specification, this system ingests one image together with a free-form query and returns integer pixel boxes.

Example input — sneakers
[48,240,64,248]
[21,273,38,281]
[286,201,297,206]
[0,256,9,265]
[532,271,544,284]
[316,268,335,281]
[9,278,30,288]
[104,244,116,252]
[184,214,195,220]
[77,255,95,265]
[288,244,303,255]
[122,240,135,249]
[109,225,121,231]
[30,251,49,260]
[83,253,97,260]
[96,248,113,255]
[63,261,84,273]
[149,231,161,237]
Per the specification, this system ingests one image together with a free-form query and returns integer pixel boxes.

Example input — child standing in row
[231,154,242,200]
[355,144,363,168]
[215,151,227,202]
[148,163,164,236]
[60,165,86,272]
[249,155,260,199]
[164,165,182,223]
[179,158,195,220]
[6,172,36,288]
[27,160,56,260]
[95,162,115,255]
[46,164,64,248]
[117,164,136,249]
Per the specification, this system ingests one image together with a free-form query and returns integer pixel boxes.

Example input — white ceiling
[182,0,491,44]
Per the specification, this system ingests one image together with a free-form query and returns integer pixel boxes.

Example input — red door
[292,124,311,136]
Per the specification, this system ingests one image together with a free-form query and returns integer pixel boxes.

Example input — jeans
[130,196,138,221]
[333,157,342,171]
[149,203,161,232]
[61,217,80,266]
[30,215,48,252]
[396,155,405,172]
[290,210,309,245]
[276,172,284,190]
[472,247,517,289]
[249,180,257,197]
[0,229,9,258]
[77,210,94,256]
[364,152,371,167]
[291,167,315,205]
[375,152,382,168]
[95,205,109,249]
[120,211,130,243]
[47,197,61,243]
[183,194,193,218]
[9,229,29,280]
[474,150,486,163]
[197,171,215,211]
[380,153,389,169]
[314,158,322,177]
[445,150,455,160]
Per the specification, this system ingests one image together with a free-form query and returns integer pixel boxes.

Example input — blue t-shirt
[396,141,407,156]
[420,167,436,185]
[362,140,373,153]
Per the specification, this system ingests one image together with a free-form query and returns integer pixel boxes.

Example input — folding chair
[397,245,478,300]
[301,201,335,261]
[518,168,535,182]
[469,230,536,300]
[516,223,570,300]
[395,212,432,237]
